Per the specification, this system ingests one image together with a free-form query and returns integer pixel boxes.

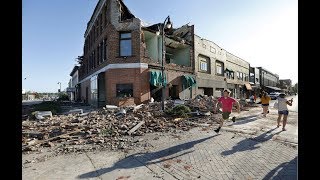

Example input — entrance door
[169,85,179,100]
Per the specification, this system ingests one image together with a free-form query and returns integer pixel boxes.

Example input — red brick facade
[105,67,150,105]
[78,0,195,106]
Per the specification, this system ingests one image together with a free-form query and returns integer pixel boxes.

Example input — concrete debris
[35,111,52,120]
[22,98,256,154]
[115,109,126,116]
[67,109,83,114]
[105,105,119,109]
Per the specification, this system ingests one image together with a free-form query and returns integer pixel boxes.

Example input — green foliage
[166,104,191,118]
[32,101,62,115]
[57,93,70,101]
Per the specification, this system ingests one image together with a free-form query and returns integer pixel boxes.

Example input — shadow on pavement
[77,135,218,179]
[221,128,280,156]
[263,156,297,180]
[232,115,262,126]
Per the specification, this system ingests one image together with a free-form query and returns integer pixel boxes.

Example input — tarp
[244,83,252,90]
[149,70,167,87]
[182,75,196,88]
[266,86,281,91]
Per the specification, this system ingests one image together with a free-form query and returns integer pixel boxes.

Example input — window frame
[215,60,224,76]
[198,55,210,73]
[119,32,132,57]
[116,83,133,98]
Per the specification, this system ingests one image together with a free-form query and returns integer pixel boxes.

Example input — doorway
[169,85,179,100]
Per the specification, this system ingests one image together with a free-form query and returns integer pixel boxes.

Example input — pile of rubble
[23,95,258,154]
[22,101,218,154]
[185,95,218,112]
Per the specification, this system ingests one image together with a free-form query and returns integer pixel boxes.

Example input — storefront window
[116,84,133,98]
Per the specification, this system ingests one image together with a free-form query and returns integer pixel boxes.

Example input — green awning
[182,75,196,88]
[150,70,167,87]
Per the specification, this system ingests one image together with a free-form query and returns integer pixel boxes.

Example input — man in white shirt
[276,93,293,131]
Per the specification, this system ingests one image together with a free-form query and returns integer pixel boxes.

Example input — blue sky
[23,0,297,92]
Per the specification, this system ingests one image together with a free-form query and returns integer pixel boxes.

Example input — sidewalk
[23,120,297,179]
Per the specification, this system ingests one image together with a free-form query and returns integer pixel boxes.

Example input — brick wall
[105,67,149,105]
[80,0,142,81]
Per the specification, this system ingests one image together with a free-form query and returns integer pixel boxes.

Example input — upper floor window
[120,32,132,56]
[198,55,210,73]
[226,71,234,79]
[216,61,224,76]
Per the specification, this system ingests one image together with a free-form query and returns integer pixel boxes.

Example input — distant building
[68,66,79,101]
[256,67,280,93]
[249,67,260,95]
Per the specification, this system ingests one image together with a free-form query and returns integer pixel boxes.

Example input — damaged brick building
[77,0,196,107]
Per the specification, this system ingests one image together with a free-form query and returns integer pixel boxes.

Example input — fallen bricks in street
[22,98,256,155]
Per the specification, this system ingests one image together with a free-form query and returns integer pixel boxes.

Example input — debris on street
[22,96,257,155]
[22,101,220,154]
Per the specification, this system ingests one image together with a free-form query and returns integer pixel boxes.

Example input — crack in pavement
[84,152,103,180]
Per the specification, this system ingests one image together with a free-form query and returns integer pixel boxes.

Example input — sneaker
[232,117,236,123]
[282,128,286,131]
[214,127,221,133]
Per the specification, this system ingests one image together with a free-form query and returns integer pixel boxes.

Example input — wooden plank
[23,129,81,148]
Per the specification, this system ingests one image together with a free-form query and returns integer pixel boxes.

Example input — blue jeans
[278,110,289,115]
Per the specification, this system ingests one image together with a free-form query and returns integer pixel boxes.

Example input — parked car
[269,92,281,100]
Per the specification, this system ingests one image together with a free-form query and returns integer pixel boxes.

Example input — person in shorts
[260,91,271,117]
[276,93,293,131]
[213,89,240,133]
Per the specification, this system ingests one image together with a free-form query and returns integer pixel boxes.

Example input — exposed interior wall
[168,47,190,66]
[143,30,191,67]
[144,31,161,62]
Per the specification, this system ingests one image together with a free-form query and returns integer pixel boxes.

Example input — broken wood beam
[23,129,81,149]
[128,121,145,135]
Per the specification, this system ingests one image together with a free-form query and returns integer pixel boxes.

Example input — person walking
[276,93,293,131]
[260,91,271,117]
[214,89,240,133]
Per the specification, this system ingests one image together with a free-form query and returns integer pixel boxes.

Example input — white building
[67,66,79,101]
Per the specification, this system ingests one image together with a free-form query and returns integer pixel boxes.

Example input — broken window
[216,61,224,76]
[198,55,210,73]
[120,32,132,56]
[116,84,133,98]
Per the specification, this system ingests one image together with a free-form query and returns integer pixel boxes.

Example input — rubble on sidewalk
[22,101,220,154]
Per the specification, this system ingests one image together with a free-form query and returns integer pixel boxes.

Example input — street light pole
[57,82,61,92]
[158,16,172,111]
